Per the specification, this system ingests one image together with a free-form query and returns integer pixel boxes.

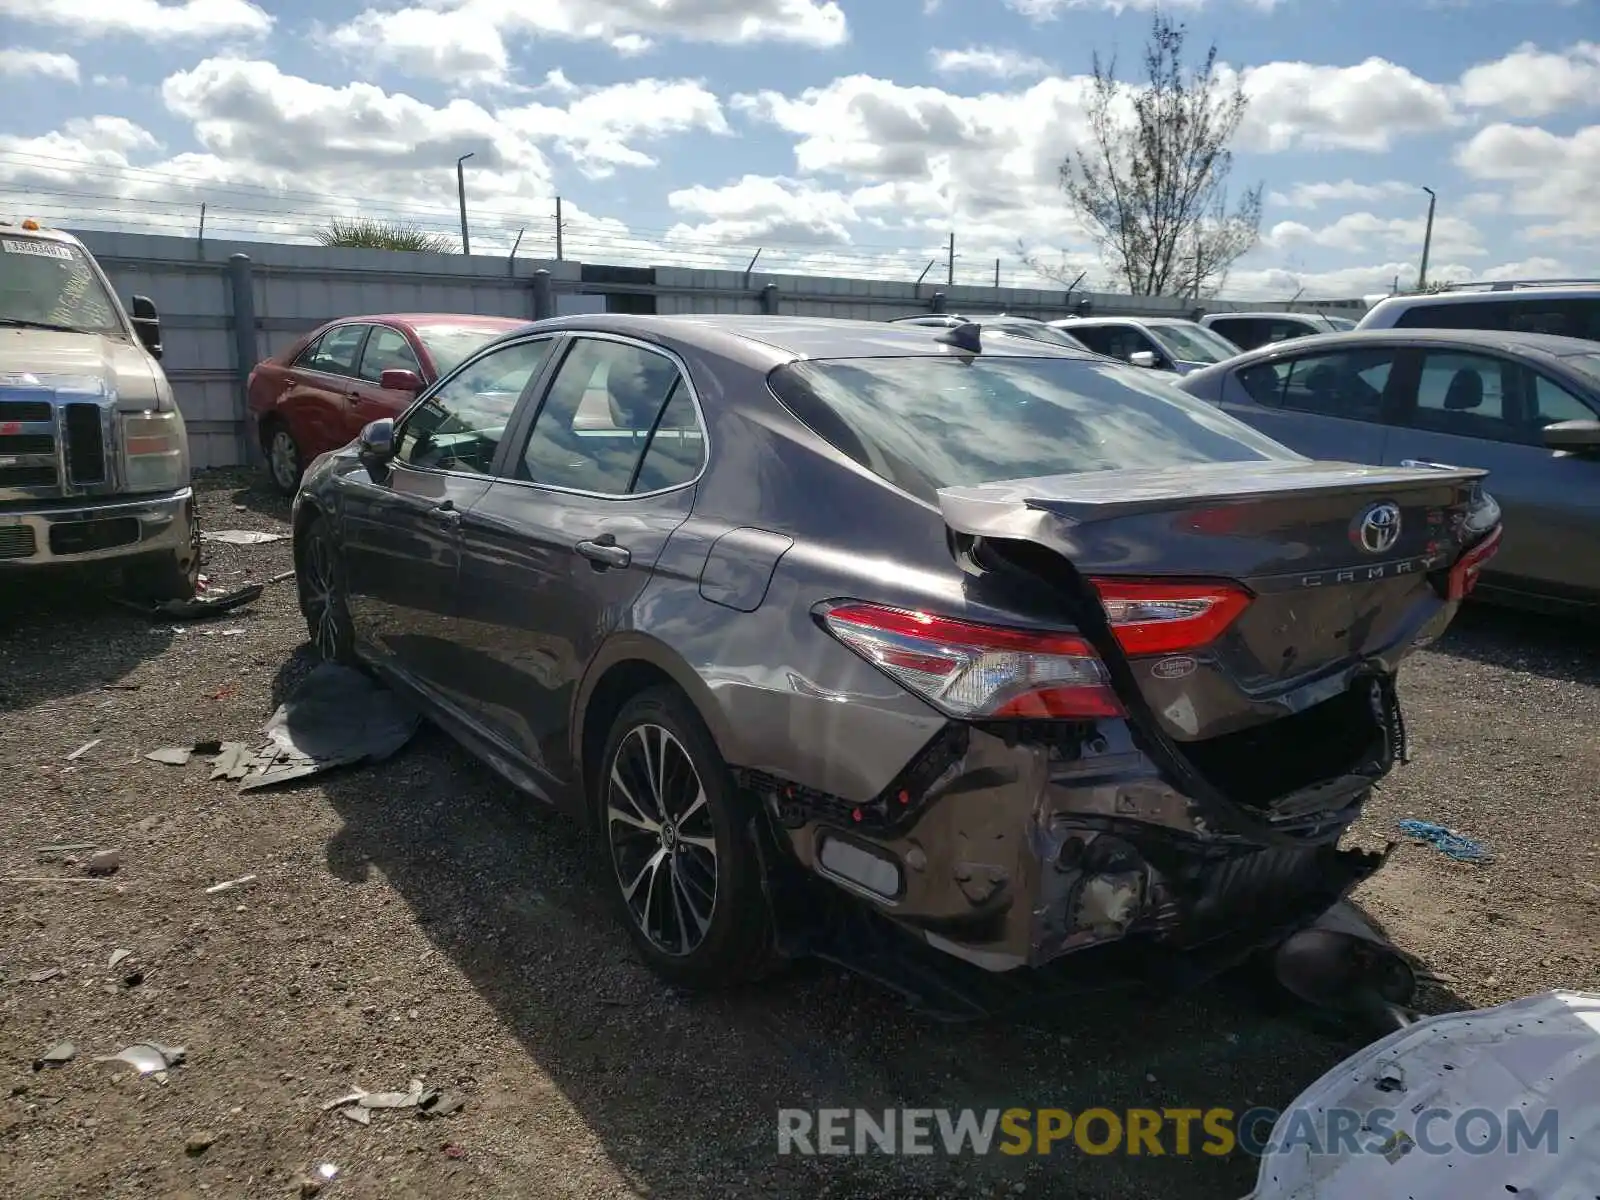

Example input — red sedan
[246,313,528,494]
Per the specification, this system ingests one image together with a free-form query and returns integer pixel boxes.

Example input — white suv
[1357,283,1600,344]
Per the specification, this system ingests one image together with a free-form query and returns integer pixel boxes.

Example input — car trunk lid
[939,458,1492,744]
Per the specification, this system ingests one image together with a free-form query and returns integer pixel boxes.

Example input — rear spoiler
[939,460,1489,530]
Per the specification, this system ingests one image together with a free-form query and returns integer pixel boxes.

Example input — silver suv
[0,219,198,599]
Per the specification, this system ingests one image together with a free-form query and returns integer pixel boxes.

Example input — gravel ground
[2,469,1597,1200]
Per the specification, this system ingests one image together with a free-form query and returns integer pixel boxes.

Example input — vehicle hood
[0,328,168,412]
[1246,989,1600,1199]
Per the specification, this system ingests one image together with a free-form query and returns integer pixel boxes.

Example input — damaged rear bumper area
[744,672,1407,975]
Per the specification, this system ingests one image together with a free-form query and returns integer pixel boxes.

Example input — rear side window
[767,356,1297,502]
[1394,296,1600,341]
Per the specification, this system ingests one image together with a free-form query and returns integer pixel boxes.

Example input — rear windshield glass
[416,323,518,375]
[1322,316,1357,330]
[768,355,1299,502]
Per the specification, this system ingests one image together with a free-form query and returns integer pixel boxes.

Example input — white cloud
[327,0,846,81]
[0,0,272,41]
[0,49,80,83]
[1456,41,1600,118]
[1267,180,1414,209]
[1232,58,1460,151]
[1455,122,1600,240]
[500,78,730,177]
[667,175,862,245]
[929,47,1051,80]
[328,10,511,87]
[1005,0,1204,16]
[1265,210,1486,260]
[1227,255,1577,301]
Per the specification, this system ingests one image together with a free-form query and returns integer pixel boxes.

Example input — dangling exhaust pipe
[1272,900,1419,1034]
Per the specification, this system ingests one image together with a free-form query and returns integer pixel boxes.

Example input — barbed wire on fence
[0,149,1103,292]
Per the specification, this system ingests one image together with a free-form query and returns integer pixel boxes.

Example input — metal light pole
[456,152,475,256]
[1416,185,1436,290]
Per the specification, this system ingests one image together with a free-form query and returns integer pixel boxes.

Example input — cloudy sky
[0,0,1595,299]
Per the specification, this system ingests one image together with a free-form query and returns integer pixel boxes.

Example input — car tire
[295,515,356,664]
[598,686,777,989]
[123,500,201,602]
[265,420,305,497]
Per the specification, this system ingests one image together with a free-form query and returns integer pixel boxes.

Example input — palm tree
[312,218,455,252]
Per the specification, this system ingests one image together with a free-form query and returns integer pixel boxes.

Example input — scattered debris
[145,746,194,766]
[341,1105,372,1126]
[1397,819,1494,863]
[204,874,257,894]
[37,841,97,856]
[24,967,63,984]
[293,1164,339,1197]
[185,1131,216,1155]
[268,569,296,585]
[122,970,145,989]
[320,1089,370,1111]
[114,582,265,622]
[419,1092,465,1119]
[33,1042,75,1070]
[322,1078,436,1125]
[101,682,141,691]
[84,848,122,876]
[237,663,421,792]
[65,739,102,761]
[203,529,287,545]
[209,742,253,780]
[93,1042,185,1078]
[442,1143,464,1159]
[108,949,131,970]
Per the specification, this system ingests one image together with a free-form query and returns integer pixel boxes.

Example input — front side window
[768,355,1297,503]
[1529,372,1597,425]
[298,324,368,377]
[0,237,120,334]
[1410,350,1517,442]
[396,337,556,474]
[517,338,690,494]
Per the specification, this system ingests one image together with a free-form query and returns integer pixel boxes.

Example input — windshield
[1561,354,1600,391]
[991,321,1087,349]
[416,323,519,375]
[768,355,1298,503]
[0,237,121,335]
[1145,322,1242,363]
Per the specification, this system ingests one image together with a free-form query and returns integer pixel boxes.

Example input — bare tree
[1026,15,1262,297]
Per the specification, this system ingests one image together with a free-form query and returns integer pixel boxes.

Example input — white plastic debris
[203,529,286,545]
[1244,989,1600,1199]
[204,874,257,894]
[108,949,131,970]
[94,1042,186,1076]
[66,739,101,761]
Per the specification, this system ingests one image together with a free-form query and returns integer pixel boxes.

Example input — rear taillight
[1092,579,1253,656]
[819,603,1122,719]
[819,580,1251,721]
[1447,526,1502,600]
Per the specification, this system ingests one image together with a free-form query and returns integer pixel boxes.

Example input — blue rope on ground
[1397,819,1493,863]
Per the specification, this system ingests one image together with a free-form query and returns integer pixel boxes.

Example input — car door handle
[575,538,631,569]
[429,500,460,525]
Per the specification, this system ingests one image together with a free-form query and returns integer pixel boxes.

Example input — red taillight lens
[1447,526,1501,600]
[819,603,1123,719]
[1090,578,1253,656]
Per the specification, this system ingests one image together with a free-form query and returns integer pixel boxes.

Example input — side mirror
[129,294,162,361]
[357,417,396,479]
[1129,350,1159,369]
[1542,419,1600,454]
[379,368,423,393]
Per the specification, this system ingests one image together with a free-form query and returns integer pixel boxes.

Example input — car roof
[1057,316,1199,328]
[1367,285,1600,312]
[361,313,528,328]
[1204,311,1332,321]
[492,312,1098,367]
[1182,327,1600,374]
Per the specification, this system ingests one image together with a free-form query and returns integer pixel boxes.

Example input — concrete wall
[75,229,1356,469]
